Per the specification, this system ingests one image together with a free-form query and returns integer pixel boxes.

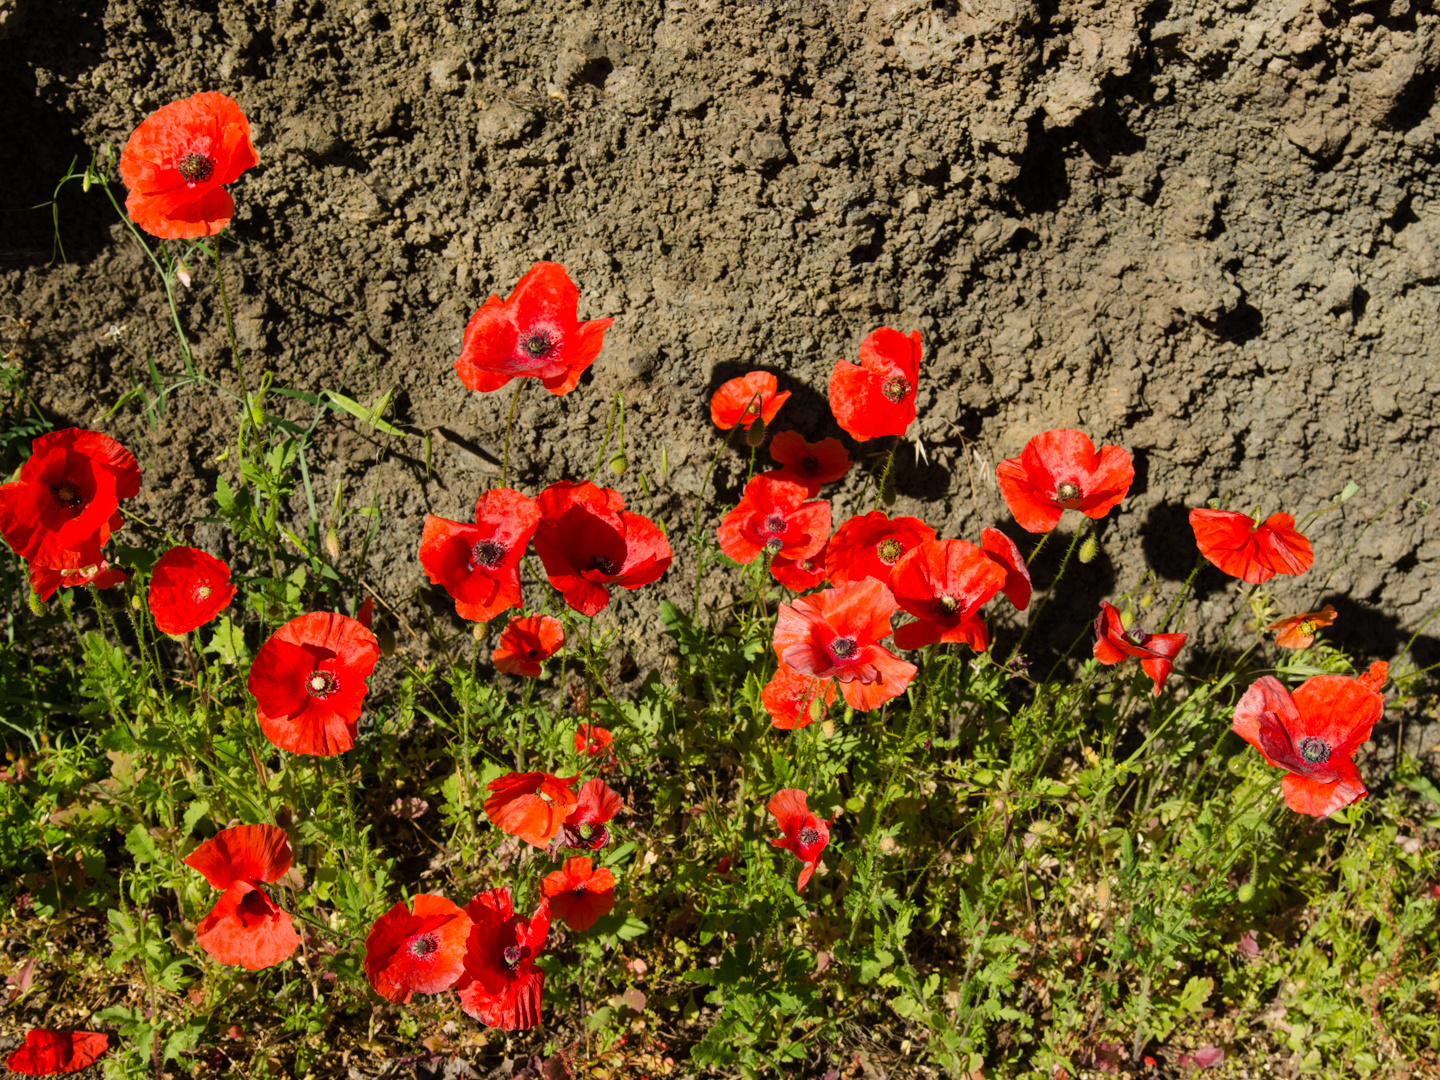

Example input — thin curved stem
[501,379,529,488]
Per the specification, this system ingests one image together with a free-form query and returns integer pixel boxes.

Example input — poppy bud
[1236,880,1256,903]
[879,474,897,507]
[609,453,628,475]
[472,623,486,641]
[247,396,266,429]
[324,527,341,562]
[744,419,767,448]
[82,168,93,193]
[183,523,196,542]
[1078,534,1098,564]
[131,593,143,611]
[27,589,45,616]
[176,262,192,289]
[377,624,396,657]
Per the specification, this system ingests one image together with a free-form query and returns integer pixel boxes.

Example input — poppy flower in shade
[0,428,141,570]
[418,489,541,623]
[980,527,1032,611]
[772,578,918,711]
[995,429,1135,534]
[248,612,381,757]
[710,371,791,432]
[5,1031,109,1076]
[1092,601,1188,695]
[457,888,550,1030]
[767,789,831,891]
[825,511,937,587]
[1230,664,1386,817]
[28,558,130,603]
[717,473,831,566]
[484,771,579,848]
[364,894,472,1003]
[1189,509,1314,584]
[148,546,236,634]
[761,663,838,730]
[770,542,829,592]
[768,431,851,496]
[532,481,673,617]
[556,778,624,851]
[493,613,564,677]
[574,722,612,755]
[1268,604,1338,649]
[183,824,300,970]
[454,262,613,396]
[889,540,1008,651]
[118,92,258,240]
[541,857,616,932]
[828,327,923,442]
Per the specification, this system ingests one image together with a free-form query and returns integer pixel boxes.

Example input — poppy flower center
[1055,481,1082,503]
[306,670,340,698]
[471,539,507,569]
[877,538,906,564]
[503,943,531,970]
[407,933,439,958]
[1298,619,1317,635]
[176,151,216,184]
[588,553,618,575]
[1297,736,1331,765]
[798,826,821,845]
[881,376,910,403]
[525,646,539,658]
[51,481,84,509]
[763,514,787,535]
[1125,626,1150,647]
[520,331,555,359]
[578,823,595,840]
[194,584,213,601]
[935,595,959,615]
[800,455,821,476]
[830,637,857,659]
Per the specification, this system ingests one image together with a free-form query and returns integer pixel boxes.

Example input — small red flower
[825,511,936,587]
[364,894,472,1003]
[767,789,831,891]
[828,327,922,441]
[118,92,259,240]
[458,888,550,1030]
[1092,601,1188,695]
[28,558,130,603]
[1231,665,1386,817]
[148,546,236,634]
[5,1031,109,1076]
[1189,509,1314,584]
[995,429,1135,534]
[1268,604,1338,649]
[541,857,617,932]
[248,612,381,757]
[768,431,851,495]
[454,262,614,396]
[889,540,1008,651]
[484,771,579,848]
[710,372,791,431]
[418,488,541,622]
[574,722,612,755]
[556,778,624,851]
[717,473,830,565]
[761,664,838,730]
[980,527,1032,611]
[493,613,564,677]
[770,541,829,592]
[533,481,673,616]
[183,824,300,970]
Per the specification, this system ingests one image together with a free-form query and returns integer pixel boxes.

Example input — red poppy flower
[828,327,923,441]
[454,262,613,396]
[541,856,616,932]
[980,527,1032,611]
[710,372,791,431]
[28,558,130,603]
[717,473,831,566]
[364,894,472,1003]
[1231,665,1386,817]
[761,663,838,730]
[458,888,549,1030]
[1268,604,1338,649]
[889,540,1008,651]
[5,1031,109,1076]
[996,429,1135,534]
[1092,601,1188,695]
[1189,509,1314,584]
[0,428,141,570]
[556,778,624,851]
[418,488,541,623]
[772,578,917,711]
[574,722,612,755]
[248,612,381,757]
[768,431,851,495]
[484,771,579,847]
[118,92,259,240]
[770,541,829,592]
[533,481,673,616]
[183,824,300,970]
[148,546,236,634]
[825,511,936,587]
[493,613,564,676]
[767,789,831,891]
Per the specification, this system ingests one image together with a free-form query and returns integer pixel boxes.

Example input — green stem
[589,393,623,483]
[1158,556,1206,634]
[208,240,251,403]
[1007,524,1086,665]
[500,379,528,488]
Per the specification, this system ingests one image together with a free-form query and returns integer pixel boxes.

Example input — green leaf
[204,617,250,666]
[1403,776,1440,807]
[181,800,210,839]
[1176,975,1213,1014]
[323,389,411,438]
[125,823,161,864]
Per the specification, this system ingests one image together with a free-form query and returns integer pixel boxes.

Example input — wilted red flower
[996,429,1134,534]
[761,664,838,729]
[1092,601,1188,695]
[485,771,579,847]
[118,92,258,240]
[980,527,1032,611]
[493,613,564,676]
[826,511,936,587]
[533,481,672,616]
[768,431,850,494]
[710,372,790,431]
[148,546,236,634]
[767,789,831,891]
[1231,664,1386,817]
[183,824,300,970]
[364,894,472,1003]
[557,778,624,851]
[1189,509,1314,584]
[5,1031,109,1076]
[828,327,922,441]
[717,473,830,566]
[419,488,541,622]
[1268,604,1338,649]
[458,888,549,1030]
[770,541,829,592]
[541,857,616,932]
[773,578,917,711]
[28,558,130,603]
[574,722,612,755]
[889,540,1007,651]
[248,612,381,756]
[454,262,613,396]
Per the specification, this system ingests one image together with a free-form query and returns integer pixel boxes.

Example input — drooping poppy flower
[148,546,236,634]
[484,771,579,848]
[772,578,917,711]
[761,663,838,730]
[1092,601,1188,695]
[0,428,141,570]
[418,488,541,622]
[574,722,612,755]
[118,92,259,240]
[457,888,550,1030]
[710,372,790,432]
[768,431,851,495]
[980,527,1032,611]
[183,824,300,970]
[556,778,624,851]
[454,262,614,396]
[828,327,923,441]
[28,557,130,603]
[248,612,381,757]
[532,481,672,616]
[364,894,472,1003]
[717,473,830,566]
[767,788,831,891]
[492,613,564,676]
[995,429,1135,534]
[5,1031,109,1076]
[541,857,616,932]
[1189,509,1314,584]
[825,511,936,587]
[1230,665,1386,817]
[889,540,1008,651]
[770,541,829,592]
[1268,604,1338,649]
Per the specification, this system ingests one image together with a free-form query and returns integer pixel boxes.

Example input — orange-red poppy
[767,788,831,891]
[484,771,579,848]
[418,488,541,622]
[825,510,936,587]
[828,328,922,441]
[248,612,380,756]
[533,481,673,616]
[768,431,850,494]
[541,856,616,932]
[980,527,1032,611]
[556,778,624,851]
[996,429,1135,534]
[889,539,1007,651]
[717,473,830,566]
[183,824,300,970]
[1092,601,1188,695]
[364,894,472,1003]
[148,546,236,634]
[458,888,549,1030]
[574,722,612,755]
[1268,604,1338,649]
[493,614,564,677]
[760,663,838,729]
[5,1031,109,1075]
[1189,509,1314,584]
[29,558,130,603]
[710,371,790,431]
[770,541,829,592]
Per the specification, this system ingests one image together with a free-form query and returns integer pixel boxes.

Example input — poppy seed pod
[1236,880,1256,903]
[608,453,628,475]
[1079,534,1099,564]
[27,589,44,616]
[324,527,341,562]
[744,419,767,448]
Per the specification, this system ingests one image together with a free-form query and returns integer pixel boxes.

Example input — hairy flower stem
[1208,583,1260,676]
[1007,524,1086,666]
[871,435,900,512]
[589,393,624,484]
[500,378,529,489]
[1158,556,1206,634]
